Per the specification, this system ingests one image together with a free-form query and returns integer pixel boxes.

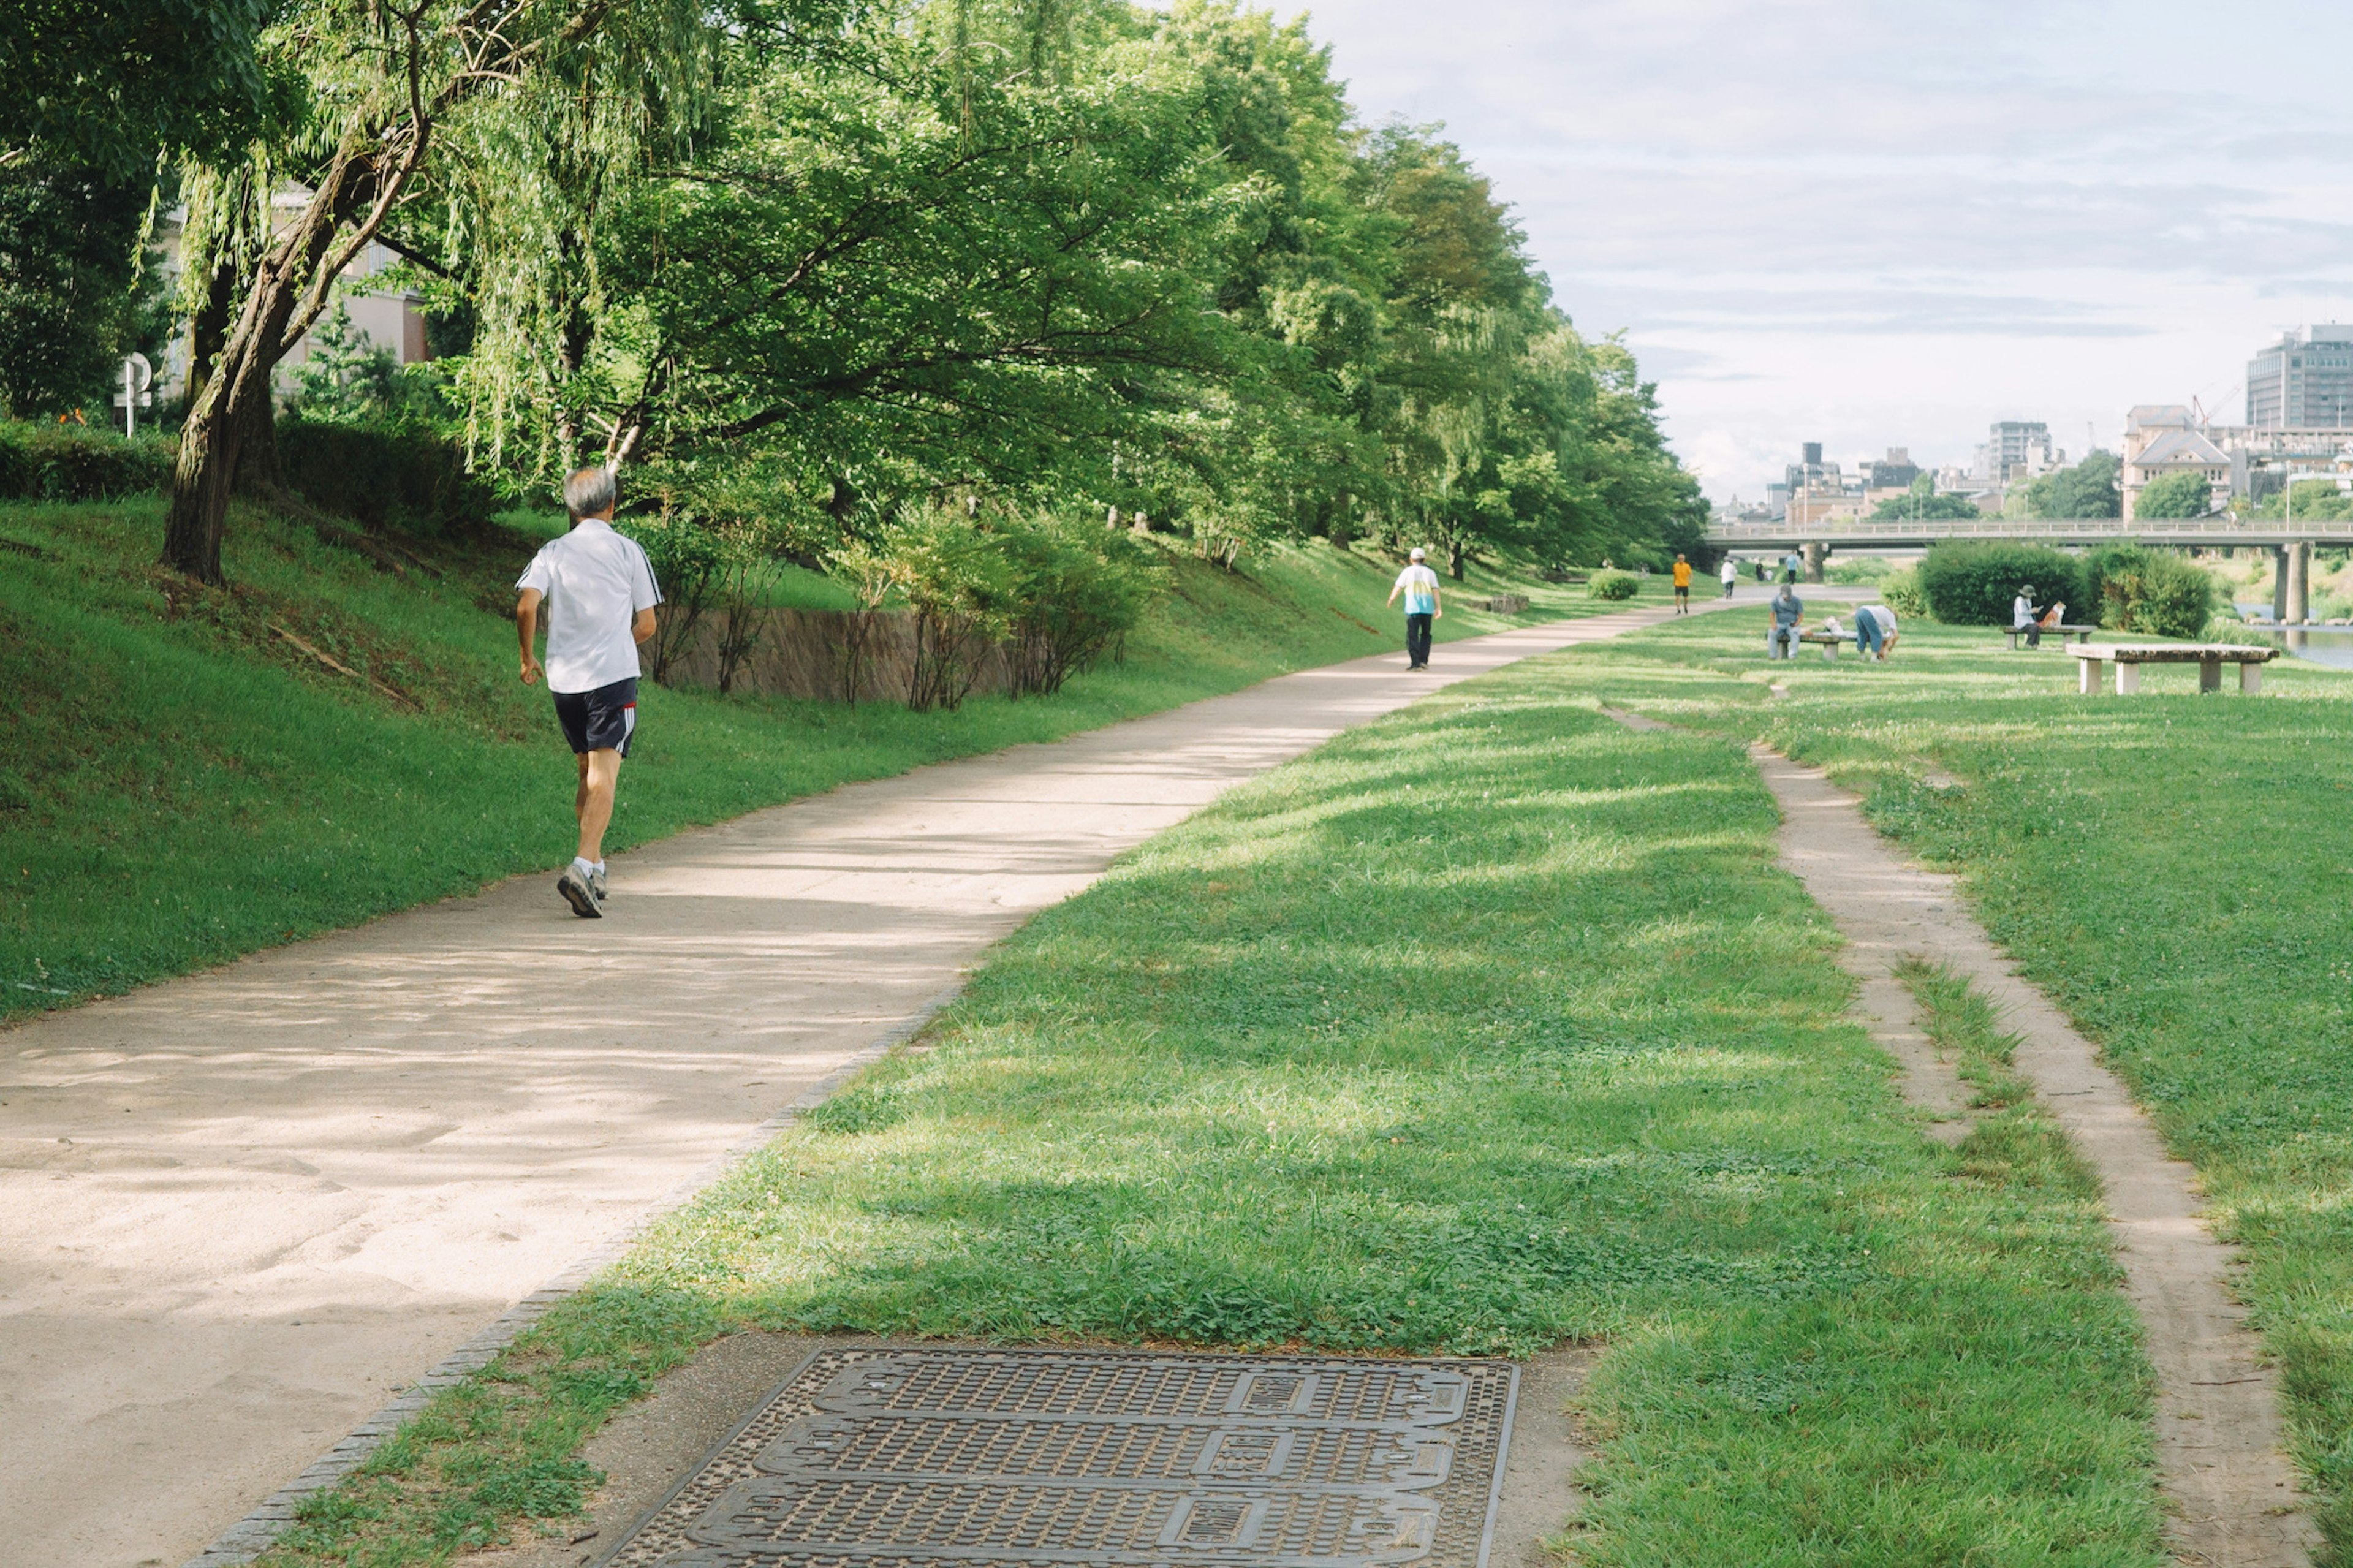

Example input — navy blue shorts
[552,676,638,756]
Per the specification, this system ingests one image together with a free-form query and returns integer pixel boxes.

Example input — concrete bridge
[1704,517,2353,550]
[1705,516,2346,621]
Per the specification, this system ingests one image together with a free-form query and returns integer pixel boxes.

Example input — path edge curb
[178,981,968,1568]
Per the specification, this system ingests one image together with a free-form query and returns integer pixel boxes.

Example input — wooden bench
[2072,642,2278,695]
[2009,622,2099,649]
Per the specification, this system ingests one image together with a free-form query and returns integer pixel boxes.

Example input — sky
[1281,0,2353,502]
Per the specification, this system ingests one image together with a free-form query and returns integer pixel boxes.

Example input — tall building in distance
[2247,325,2353,428]
[1974,421,2056,485]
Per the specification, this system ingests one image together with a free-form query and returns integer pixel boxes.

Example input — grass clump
[0,496,1616,1018]
[1586,608,2353,1559]
[254,653,2164,1567]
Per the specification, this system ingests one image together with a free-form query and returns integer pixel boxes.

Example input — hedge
[278,417,496,536]
[0,420,175,500]
[1586,568,1640,600]
[1916,542,2087,626]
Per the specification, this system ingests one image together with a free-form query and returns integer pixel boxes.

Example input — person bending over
[515,465,662,918]
[1854,602,1900,660]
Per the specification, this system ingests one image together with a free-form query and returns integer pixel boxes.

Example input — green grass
[0,497,1620,1018]
[252,651,2164,1567]
[1574,610,2353,1562]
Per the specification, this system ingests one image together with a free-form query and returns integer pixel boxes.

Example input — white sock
[593,860,605,876]
[572,855,596,877]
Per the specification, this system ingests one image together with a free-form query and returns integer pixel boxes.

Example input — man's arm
[632,607,657,645]
[1385,582,1401,607]
[1431,579,1442,617]
[516,588,544,684]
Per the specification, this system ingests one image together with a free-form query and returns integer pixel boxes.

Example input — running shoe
[557,865,602,918]
[589,866,608,902]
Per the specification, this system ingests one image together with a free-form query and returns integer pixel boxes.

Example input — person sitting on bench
[1767,584,1805,659]
[2013,584,2046,648]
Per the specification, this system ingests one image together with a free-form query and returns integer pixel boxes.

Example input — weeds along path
[0,594,1779,1568]
[1749,744,2314,1568]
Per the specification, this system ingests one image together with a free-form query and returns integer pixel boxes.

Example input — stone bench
[1475,593,1530,613]
[2072,642,2278,695]
[1766,627,1846,661]
[2008,622,2099,650]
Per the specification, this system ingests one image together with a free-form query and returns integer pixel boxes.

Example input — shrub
[884,510,1017,713]
[276,417,496,537]
[998,515,1163,697]
[1587,569,1639,600]
[1916,542,2086,626]
[0,419,174,499]
[2084,544,2214,637]
[1880,567,1928,619]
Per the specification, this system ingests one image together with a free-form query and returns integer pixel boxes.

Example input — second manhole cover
[600,1346,1519,1567]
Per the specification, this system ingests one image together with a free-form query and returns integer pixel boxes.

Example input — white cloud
[1281,0,2353,494]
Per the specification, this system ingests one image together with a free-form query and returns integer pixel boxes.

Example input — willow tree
[161,0,719,584]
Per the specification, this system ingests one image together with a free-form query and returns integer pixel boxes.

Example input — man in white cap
[1385,546,1443,669]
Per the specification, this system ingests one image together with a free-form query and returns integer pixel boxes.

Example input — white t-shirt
[1860,603,1897,632]
[1721,560,1738,581]
[1394,564,1439,614]
[2013,594,2034,628]
[516,518,662,693]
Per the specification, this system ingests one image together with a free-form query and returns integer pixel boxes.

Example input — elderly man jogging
[515,466,662,918]
[1386,546,1443,669]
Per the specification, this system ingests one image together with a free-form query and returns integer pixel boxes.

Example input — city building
[1972,420,2058,486]
[2247,325,2353,428]
[2119,406,2229,518]
[1859,447,1919,493]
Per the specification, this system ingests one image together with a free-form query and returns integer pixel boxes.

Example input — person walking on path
[516,466,662,918]
[1387,547,1442,669]
[2012,583,2044,649]
[1721,556,1739,599]
[1852,602,1900,660]
[1767,583,1804,659]
[1672,553,1692,613]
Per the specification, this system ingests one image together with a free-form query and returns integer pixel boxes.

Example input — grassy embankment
[1574,609,2353,1560]
[256,648,2164,1568]
[0,497,1610,1018]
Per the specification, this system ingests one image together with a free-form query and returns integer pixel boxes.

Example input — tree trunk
[161,128,415,583]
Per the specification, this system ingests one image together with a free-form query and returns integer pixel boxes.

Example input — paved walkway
[1,594,1792,1568]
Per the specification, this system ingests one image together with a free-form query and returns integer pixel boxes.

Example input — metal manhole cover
[599,1347,1520,1568]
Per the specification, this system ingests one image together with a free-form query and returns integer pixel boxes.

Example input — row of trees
[7,0,1708,587]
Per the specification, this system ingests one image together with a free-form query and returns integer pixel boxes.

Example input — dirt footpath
[0,601,1745,1568]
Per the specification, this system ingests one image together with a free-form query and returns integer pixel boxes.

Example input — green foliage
[1587,567,1640,600]
[998,515,1165,698]
[0,0,284,179]
[2082,545,2214,637]
[0,419,173,499]
[0,156,156,419]
[884,512,1020,713]
[1916,542,2086,626]
[2132,470,2213,519]
[1879,566,1929,619]
[276,419,497,539]
[1870,490,1982,520]
[2025,449,2120,519]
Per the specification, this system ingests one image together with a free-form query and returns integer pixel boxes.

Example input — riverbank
[0,497,1615,1020]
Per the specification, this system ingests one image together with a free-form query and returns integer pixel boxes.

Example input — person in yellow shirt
[1671,553,1692,614]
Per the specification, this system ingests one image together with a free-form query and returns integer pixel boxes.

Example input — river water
[2232,602,2353,669]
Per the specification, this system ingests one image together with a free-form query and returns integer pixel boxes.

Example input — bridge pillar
[2273,546,2291,623]
[2290,542,2313,624]
[1802,542,1825,583]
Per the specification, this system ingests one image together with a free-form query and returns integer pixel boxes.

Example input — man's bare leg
[577,748,621,863]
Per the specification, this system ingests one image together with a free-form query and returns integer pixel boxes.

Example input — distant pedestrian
[1753,559,1767,584]
[1387,546,1442,669]
[516,465,662,918]
[1672,553,1692,613]
[1721,557,1738,599]
[1780,551,1802,585]
[2012,583,2044,649]
[1854,602,1900,660]
[1767,583,1804,659]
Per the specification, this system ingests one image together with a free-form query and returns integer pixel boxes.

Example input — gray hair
[564,464,617,521]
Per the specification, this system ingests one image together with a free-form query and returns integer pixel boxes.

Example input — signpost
[113,352,153,437]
